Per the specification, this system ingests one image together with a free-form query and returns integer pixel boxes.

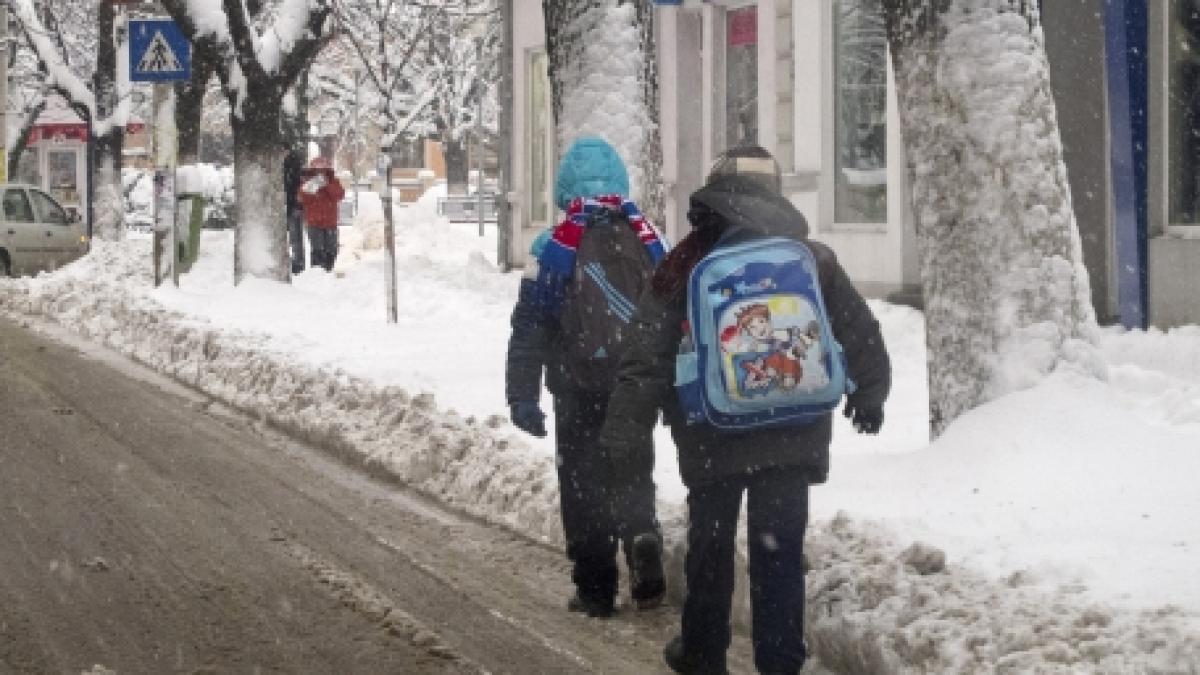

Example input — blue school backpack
[675,236,854,430]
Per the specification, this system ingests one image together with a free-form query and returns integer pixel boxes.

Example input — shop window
[725,6,758,149]
[1168,0,1200,227]
[527,49,551,224]
[833,0,888,224]
[47,149,80,209]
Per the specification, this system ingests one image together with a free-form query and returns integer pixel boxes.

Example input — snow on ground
[2,189,1199,671]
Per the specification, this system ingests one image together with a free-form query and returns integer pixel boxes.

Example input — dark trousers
[681,467,809,674]
[307,226,338,271]
[554,391,658,604]
[288,208,305,273]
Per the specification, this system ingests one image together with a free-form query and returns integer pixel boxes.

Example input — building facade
[503,0,1200,329]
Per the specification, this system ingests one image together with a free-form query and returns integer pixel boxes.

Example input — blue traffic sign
[129,19,191,82]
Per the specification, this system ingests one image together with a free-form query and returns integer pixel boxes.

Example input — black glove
[843,401,884,435]
[510,401,547,437]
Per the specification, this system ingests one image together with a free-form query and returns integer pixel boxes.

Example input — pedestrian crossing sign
[129,19,191,82]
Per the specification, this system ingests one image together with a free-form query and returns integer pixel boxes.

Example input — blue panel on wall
[1104,0,1149,329]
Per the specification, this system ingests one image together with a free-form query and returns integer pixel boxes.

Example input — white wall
[508,0,548,268]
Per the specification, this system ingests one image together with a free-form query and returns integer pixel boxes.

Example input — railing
[437,194,498,222]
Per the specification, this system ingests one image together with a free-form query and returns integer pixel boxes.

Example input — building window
[1168,0,1200,226]
[527,49,551,224]
[725,6,759,149]
[833,0,887,224]
[47,150,80,209]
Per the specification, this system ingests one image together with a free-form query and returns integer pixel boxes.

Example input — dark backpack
[558,208,655,392]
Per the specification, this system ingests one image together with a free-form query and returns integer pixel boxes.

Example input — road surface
[0,316,770,674]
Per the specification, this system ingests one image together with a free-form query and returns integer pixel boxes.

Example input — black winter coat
[597,176,891,487]
[505,271,573,405]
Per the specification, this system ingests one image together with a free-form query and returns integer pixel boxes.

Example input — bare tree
[880,0,1100,436]
[159,0,336,283]
[10,0,129,240]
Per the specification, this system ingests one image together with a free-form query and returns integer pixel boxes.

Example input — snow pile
[807,515,1200,673]
[3,208,1200,671]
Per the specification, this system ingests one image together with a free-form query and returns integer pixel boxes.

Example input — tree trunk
[542,0,657,209]
[230,97,289,283]
[630,0,664,227]
[92,0,125,241]
[444,137,469,195]
[175,40,219,165]
[881,0,1100,436]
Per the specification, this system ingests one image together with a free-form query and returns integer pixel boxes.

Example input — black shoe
[566,592,615,618]
[663,635,728,674]
[630,532,665,609]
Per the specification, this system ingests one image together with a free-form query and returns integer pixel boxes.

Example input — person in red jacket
[296,156,345,272]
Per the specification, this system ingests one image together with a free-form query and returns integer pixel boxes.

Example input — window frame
[1162,0,1200,238]
[524,47,553,228]
[820,0,892,234]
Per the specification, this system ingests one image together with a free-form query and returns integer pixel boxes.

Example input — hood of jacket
[688,174,809,240]
[554,137,630,211]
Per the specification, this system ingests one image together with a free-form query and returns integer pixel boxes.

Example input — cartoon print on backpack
[721,299,830,396]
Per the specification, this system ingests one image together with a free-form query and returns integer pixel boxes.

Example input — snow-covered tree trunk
[882,0,1102,436]
[543,0,659,210]
[230,96,289,283]
[91,0,124,241]
[631,0,664,226]
[160,0,333,285]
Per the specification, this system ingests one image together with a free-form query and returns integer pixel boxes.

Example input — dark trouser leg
[681,478,743,668]
[288,209,305,273]
[612,436,662,603]
[553,393,618,605]
[307,226,323,268]
[747,468,809,674]
[325,226,339,270]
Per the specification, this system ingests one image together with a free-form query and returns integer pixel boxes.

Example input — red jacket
[296,171,345,229]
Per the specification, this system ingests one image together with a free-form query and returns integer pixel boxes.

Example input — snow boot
[663,635,728,674]
[629,532,665,609]
[566,591,615,618]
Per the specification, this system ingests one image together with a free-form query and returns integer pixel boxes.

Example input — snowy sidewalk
[2,194,1199,672]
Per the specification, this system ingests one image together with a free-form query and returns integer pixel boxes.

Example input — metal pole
[496,0,514,271]
[381,153,398,323]
[353,69,360,216]
[0,4,8,183]
[476,39,485,238]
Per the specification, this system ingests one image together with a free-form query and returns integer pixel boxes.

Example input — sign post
[378,145,398,323]
[129,18,192,287]
[0,4,9,184]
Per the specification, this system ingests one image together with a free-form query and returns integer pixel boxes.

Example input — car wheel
[0,251,11,277]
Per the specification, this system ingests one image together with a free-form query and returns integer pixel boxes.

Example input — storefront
[15,100,146,220]
[504,0,1200,326]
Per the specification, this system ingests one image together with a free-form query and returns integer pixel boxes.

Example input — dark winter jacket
[597,175,891,487]
[283,150,305,214]
[504,196,666,405]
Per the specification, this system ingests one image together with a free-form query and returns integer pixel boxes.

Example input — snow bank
[3,214,1199,672]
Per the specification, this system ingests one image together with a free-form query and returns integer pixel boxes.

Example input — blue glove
[510,401,547,437]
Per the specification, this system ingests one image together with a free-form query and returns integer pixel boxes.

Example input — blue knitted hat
[554,136,630,211]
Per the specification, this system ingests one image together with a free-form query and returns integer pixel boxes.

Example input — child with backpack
[597,146,891,674]
[505,136,669,618]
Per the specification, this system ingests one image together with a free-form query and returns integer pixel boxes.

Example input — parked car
[0,183,87,277]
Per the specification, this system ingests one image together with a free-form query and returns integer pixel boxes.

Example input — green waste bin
[175,192,206,274]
